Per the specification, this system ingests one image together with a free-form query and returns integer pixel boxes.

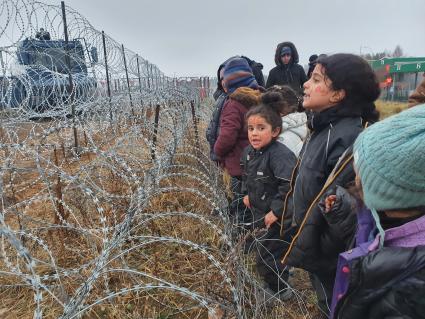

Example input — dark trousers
[309,273,334,318]
[256,223,293,293]
[230,177,292,293]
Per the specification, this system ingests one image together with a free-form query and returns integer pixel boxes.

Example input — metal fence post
[151,104,161,160]
[121,44,134,116]
[146,61,151,90]
[190,100,200,151]
[414,72,419,89]
[61,1,78,150]
[136,54,144,107]
[101,31,113,123]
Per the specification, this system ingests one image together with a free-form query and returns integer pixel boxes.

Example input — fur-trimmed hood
[274,41,300,66]
[229,87,261,109]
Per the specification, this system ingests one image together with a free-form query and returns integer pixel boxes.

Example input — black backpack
[241,56,265,87]
[206,92,228,161]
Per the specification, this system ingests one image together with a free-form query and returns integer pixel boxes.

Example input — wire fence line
[0,1,315,318]
[0,0,208,119]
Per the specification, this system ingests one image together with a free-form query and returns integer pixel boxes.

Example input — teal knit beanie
[353,104,425,211]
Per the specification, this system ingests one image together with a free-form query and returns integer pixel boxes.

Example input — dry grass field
[376,100,408,119]
[0,99,411,319]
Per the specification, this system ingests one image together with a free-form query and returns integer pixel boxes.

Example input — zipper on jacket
[280,131,311,236]
[292,132,312,224]
[325,123,333,160]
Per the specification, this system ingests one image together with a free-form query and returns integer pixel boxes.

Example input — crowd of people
[206,41,425,319]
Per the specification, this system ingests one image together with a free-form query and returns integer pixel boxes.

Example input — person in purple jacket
[320,104,425,319]
[213,57,262,221]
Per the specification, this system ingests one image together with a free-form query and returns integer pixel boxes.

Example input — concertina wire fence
[0,1,314,318]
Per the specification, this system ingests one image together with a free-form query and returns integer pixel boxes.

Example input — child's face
[303,64,344,112]
[247,115,280,150]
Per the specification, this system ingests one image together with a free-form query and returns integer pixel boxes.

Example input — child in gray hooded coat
[262,85,307,156]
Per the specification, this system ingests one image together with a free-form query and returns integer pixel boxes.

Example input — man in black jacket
[266,42,307,96]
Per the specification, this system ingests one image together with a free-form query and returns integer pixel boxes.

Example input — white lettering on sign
[418,63,422,69]
[397,64,401,70]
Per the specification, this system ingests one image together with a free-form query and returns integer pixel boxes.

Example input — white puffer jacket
[277,112,308,156]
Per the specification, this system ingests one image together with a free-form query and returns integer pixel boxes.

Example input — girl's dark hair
[262,85,302,115]
[245,103,282,135]
[216,64,225,91]
[386,206,425,215]
[317,53,381,123]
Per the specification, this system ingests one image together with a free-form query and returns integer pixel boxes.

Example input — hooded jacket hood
[241,56,264,71]
[274,41,300,66]
[278,112,308,156]
[281,112,308,132]
[216,56,239,92]
[229,87,261,109]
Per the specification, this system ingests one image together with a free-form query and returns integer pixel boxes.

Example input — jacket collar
[368,214,425,250]
[307,103,363,132]
[249,140,276,155]
[279,63,293,70]
[307,106,341,132]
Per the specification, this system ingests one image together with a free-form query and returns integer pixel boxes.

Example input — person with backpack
[213,57,262,219]
[207,56,265,162]
[207,62,229,162]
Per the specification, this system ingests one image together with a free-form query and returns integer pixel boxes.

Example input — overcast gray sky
[62,0,424,77]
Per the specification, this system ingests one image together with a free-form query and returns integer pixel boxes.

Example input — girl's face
[303,64,345,112]
[247,115,280,150]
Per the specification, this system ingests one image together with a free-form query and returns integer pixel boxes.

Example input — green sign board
[369,57,425,69]
[389,62,425,73]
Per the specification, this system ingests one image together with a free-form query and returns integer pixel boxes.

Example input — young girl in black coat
[279,54,381,316]
[241,101,297,301]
